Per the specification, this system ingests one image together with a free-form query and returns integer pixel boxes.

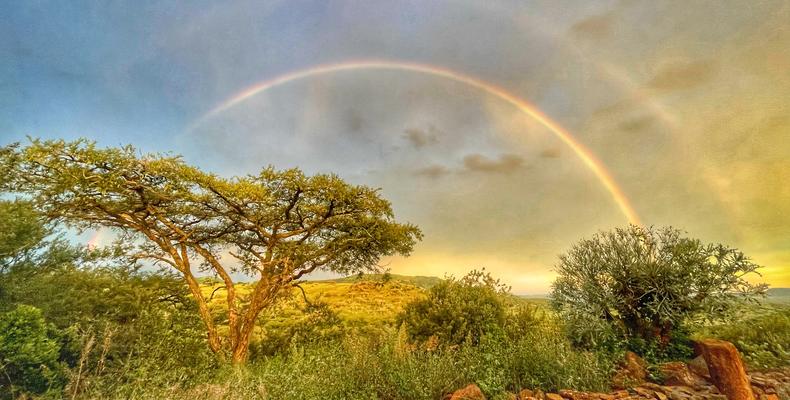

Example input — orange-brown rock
[448,383,486,400]
[518,389,535,399]
[660,361,708,387]
[613,351,648,389]
[698,339,755,400]
[545,394,564,400]
[688,355,711,379]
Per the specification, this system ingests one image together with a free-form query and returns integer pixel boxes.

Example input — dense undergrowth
[2,264,787,399]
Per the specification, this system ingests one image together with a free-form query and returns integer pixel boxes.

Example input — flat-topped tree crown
[0,138,422,363]
[206,167,421,278]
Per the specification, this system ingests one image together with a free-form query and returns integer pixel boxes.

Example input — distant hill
[319,273,443,289]
[766,288,790,304]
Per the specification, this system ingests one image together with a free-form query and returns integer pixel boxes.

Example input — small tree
[551,225,766,351]
[0,305,66,398]
[398,269,508,346]
[1,138,422,363]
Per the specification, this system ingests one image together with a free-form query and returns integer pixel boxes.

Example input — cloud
[403,126,440,149]
[618,115,655,132]
[570,14,614,40]
[647,60,717,90]
[413,164,450,178]
[539,148,561,159]
[462,153,525,173]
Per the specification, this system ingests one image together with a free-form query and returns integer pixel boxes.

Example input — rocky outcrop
[698,339,755,400]
[452,341,789,400]
[660,361,709,388]
[447,383,486,400]
[613,351,648,389]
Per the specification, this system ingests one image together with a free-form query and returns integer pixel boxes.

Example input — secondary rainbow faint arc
[191,60,642,226]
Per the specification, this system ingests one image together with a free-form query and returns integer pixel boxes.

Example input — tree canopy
[551,225,766,353]
[0,138,422,362]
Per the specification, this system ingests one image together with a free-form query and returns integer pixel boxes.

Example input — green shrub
[551,225,765,357]
[0,305,67,399]
[398,269,507,346]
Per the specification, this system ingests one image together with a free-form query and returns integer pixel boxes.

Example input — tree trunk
[183,269,223,356]
[230,278,281,364]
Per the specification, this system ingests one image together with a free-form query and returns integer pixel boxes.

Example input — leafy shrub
[551,225,765,356]
[398,269,508,346]
[0,305,67,399]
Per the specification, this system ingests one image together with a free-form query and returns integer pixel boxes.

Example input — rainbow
[190,60,642,225]
[87,228,105,250]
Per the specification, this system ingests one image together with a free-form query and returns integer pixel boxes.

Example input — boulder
[612,351,648,389]
[659,361,708,387]
[448,383,486,400]
[687,355,711,379]
[545,394,564,400]
[518,389,535,399]
[697,339,755,400]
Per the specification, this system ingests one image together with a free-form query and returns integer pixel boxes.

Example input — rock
[612,390,630,398]
[519,389,535,399]
[613,352,649,389]
[448,384,486,400]
[545,394,564,400]
[659,362,708,388]
[697,339,755,400]
[687,356,711,379]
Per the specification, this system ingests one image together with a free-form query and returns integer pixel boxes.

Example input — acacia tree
[551,225,766,350]
[1,138,422,363]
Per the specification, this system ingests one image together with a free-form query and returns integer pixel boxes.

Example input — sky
[1,0,788,293]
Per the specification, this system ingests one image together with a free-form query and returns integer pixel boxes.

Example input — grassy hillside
[199,277,430,349]
[199,274,544,350]
[766,287,790,304]
[319,273,443,289]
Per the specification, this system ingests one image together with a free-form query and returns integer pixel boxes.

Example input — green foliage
[551,225,765,355]
[83,325,615,400]
[1,138,421,360]
[398,269,507,346]
[696,305,789,369]
[0,200,48,271]
[0,305,66,399]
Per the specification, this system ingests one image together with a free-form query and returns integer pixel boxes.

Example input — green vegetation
[0,305,66,398]
[1,138,421,363]
[397,269,509,346]
[551,225,766,360]
[695,305,789,369]
[0,139,785,399]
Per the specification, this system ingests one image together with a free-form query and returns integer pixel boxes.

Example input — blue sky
[2,1,789,292]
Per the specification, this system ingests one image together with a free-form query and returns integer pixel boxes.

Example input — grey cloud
[413,164,450,178]
[539,148,561,159]
[403,126,440,149]
[647,60,717,90]
[618,116,655,132]
[570,14,614,40]
[463,153,525,173]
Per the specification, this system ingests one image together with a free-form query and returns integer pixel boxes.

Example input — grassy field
[198,274,546,350]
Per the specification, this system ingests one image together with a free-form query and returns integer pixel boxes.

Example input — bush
[551,225,765,356]
[0,305,67,399]
[397,269,508,346]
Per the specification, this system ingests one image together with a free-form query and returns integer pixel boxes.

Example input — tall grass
[695,305,789,369]
[80,322,615,400]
